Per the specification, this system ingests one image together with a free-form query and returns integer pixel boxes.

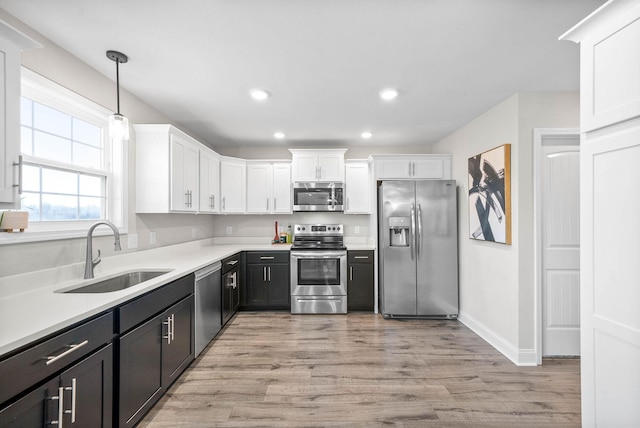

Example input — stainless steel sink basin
[62,270,172,293]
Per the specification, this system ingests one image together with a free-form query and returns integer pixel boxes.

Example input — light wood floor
[139,312,581,427]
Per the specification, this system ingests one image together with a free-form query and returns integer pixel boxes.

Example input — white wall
[431,92,579,364]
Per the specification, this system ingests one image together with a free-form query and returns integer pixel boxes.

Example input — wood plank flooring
[139,312,580,427]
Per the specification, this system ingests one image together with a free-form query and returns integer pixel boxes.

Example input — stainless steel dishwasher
[194,262,222,356]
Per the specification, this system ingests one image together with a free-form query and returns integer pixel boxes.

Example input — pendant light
[106,50,129,141]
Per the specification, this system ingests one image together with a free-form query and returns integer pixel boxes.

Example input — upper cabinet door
[345,161,370,214]
[272,163,292,213]
[220,158,246,213]
[372,155,452,180]
[246,163,272,214]
[199,148,220,213]
[169,135,198,212]
[0,24,39,206]
[290,149,346,182]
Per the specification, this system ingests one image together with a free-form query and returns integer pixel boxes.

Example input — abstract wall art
[468,144,511,245]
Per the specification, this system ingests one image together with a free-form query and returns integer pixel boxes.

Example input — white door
[246,163,271,213]
[272,163,292,213]
[541,136,580,356]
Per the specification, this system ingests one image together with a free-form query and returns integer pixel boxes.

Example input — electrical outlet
[191,227,197,239]
[149,231,157,245]
[127,233,138,249]
[355,226,360,234]
[226,226,233,235]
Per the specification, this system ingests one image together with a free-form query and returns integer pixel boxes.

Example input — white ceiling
[0,0,602,149]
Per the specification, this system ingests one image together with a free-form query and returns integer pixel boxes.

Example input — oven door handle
[291,251,346,259]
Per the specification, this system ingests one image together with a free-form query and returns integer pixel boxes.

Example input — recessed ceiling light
[379,88,399,101]
[250,89,270,101]
[274,132,285,139]
[361,131,373,139]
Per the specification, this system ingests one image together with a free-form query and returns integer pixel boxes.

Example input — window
[10,68,127,241]
[20,97,107,221]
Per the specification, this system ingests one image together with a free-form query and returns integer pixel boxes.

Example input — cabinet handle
[263,266,267,282]
[12,155,23,194]
[349,266,353,281]
[163,315,174,344]
[354,256,369,259]
[226,260,238,265]
[185,191,190,207]
[266,197,269,211]
[222,196,226,211]
[49,386,65,427]
[212,195,215,209]
[63,378,77,423]
[408,162,412,176]
[412,162,415,176]
[260,256,275,260]
[346,197,349,211]
[274,197,277,211]
[45,340,89,366]
[268,266,271,282]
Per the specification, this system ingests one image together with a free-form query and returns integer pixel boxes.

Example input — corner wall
[431,92,579,364]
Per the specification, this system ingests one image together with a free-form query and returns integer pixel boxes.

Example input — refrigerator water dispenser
[389,216,410,247]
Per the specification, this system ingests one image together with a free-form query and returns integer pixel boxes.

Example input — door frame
[533,128,580,364]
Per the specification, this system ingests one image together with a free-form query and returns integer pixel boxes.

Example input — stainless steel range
[290,224,347,314]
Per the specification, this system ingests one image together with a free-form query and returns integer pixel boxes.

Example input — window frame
[0,68,128,244]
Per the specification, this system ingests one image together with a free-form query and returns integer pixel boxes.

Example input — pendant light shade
[106,50,129,141]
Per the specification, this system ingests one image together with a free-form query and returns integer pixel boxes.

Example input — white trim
[533,128,580,364]
[458,311,537,367]
[2,68,129,243]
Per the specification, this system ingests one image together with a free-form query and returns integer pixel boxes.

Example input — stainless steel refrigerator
[378,180,458,318]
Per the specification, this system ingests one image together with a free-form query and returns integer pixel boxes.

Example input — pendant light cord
[115,58,121,115]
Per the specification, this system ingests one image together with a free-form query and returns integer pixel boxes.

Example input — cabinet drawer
[0,311,114,406]
[348,250,373,264]
[118,274,194,334]
[246,251,289,264]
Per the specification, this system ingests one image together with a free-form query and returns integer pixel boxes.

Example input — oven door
[290,250,347,296]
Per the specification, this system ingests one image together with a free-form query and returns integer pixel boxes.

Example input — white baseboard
[458,311,538,366]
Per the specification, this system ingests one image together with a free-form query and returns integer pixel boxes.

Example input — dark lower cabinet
[244,251,290,310]
[222,253,241,325]
[347,250,374,311]
[0,344,113,428]
[118,294,194,427]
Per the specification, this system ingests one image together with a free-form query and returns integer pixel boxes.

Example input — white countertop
[0,240,292,357]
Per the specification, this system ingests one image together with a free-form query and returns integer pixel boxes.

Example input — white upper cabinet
[371,154,452,180]
[290,149,346,182]
[0,23,39,207]
[246,161,292,214]
[344,160,370,214]
[135,124,200,213]
[220,157,246,214]
[272,162,292,213]
[199,148,220,213]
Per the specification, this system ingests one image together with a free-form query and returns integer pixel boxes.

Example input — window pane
[41,194,78,220]
[21,126,33,156]
[73,118,101,147]
[79,196,104,219]
[22,164,40,192]
[42,169,77,194]
[34,131,71,163]
[79,174,103,196]
[34,102,71,138]
[73,143,102,169]
[20,192,41,221]
[21,98,32,126]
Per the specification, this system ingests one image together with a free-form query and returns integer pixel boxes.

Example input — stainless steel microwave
[293,182,344,212]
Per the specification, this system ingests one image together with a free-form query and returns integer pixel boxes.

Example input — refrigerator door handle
[417,203,423,258]
[410,202,416,260]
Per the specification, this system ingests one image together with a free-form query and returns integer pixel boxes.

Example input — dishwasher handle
[195,261,222,281]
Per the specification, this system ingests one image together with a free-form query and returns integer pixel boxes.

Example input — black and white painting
[468,144,511,245]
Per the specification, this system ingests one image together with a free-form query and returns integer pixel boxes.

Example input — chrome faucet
[84,221,122,279]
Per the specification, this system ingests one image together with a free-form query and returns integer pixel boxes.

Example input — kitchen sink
[61,270,173,293]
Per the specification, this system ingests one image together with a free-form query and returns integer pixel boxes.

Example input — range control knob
[337,226,341,231]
